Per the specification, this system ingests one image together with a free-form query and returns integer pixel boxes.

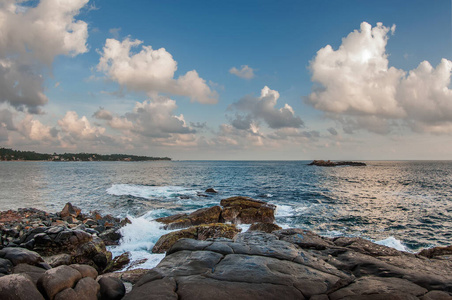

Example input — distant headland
[0,147,171,162]
[308,160,366,167]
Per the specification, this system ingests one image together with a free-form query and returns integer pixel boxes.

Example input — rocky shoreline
[1,198,451,299]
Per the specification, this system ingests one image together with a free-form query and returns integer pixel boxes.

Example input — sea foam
[108,213,174,270]
[106,184,198,200]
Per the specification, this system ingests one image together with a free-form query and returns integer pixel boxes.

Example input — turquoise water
[1,160,451,253]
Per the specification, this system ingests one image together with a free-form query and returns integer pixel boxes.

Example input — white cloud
[308,21,452,134]
[229,65,255,79]
[0,0,89,113]
[18,115,54,141]
[230,86,304,129]
[58,111,106,141]
[97,38,217,104]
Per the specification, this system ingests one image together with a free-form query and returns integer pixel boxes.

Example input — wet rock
[205,188,218,193]
[220,196,276,224]
[152,223,241,253]
[123,277,178,300]
[0,273,45,300]
[333,236,402,256]
[156,206,222,230]
[103,251,130,273]
[0,257,13,274]
[99,228,122,246]
[98,276,126,300]
[248,222,282,233]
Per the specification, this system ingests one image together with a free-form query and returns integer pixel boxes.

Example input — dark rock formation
[152,223,241,253]
[134,230,452,299]
[98,276,126,300]
[248,222,282,233]
[156,206,222,230]
[308,160,367,167]
[220,196,276,224]
[205,188,218,193]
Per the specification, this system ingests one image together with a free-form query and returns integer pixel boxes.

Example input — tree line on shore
[0,147,171,162]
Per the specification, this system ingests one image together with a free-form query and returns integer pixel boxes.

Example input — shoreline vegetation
[0,147,171,162]
[0,196,451,299]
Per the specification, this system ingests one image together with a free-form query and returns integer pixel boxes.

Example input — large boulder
[220,196,276,224]
[0,273,45,300]
[152,223,241,253]
[59,203,81,219]
[156,206,222,229]
[98,276,126,300]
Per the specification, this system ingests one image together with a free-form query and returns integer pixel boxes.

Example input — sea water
[1,160,451,269]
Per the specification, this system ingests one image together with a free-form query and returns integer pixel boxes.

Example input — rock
[152,223,241,253]
[37,265,82,300]
[44,254,72,268]
[205,188,218,193]
[103,251,130,273]
[275,228,336,250]
[418,245,452,258]
[328,276,427,300]
[98,277,126,300]
[123,277,178,300]
[53,288,78,300]
[12,263,46,284]
[156,206,222,230]
[248,222,282,233]
[420,291,452,300]
[0,257,13,274]
[0,247,44,266]
[73,277,100,300]
[333,236,402,256]
[308,160,366,167]
[99,228,121,246]
[220,196,276,224]
[176,275,305,300]
[69,264,98,279]
[0,273,45,300]
[59,203,81,219]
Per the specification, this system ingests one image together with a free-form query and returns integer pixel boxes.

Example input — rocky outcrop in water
[308,160,367,167]
[156,196,276,230]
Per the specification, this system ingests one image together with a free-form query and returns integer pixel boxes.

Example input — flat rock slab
[132,230,452,299]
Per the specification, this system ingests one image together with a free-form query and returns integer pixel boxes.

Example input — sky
[1,0,452,160]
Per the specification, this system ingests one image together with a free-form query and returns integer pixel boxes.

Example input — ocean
[1,160,451,269]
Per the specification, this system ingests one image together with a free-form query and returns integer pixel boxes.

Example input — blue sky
[1,0,452,160]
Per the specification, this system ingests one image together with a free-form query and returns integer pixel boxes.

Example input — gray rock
[275,228,336,250]
[0,273,45,300]
[53,288,78,300]
[69,264,98,279]
[420,291,452,300]
[12,263,46,285]
[155,250,223,277]
[44,254,72,267]
[124,277,178,300]
[176,275,305,300]
[329,276,427,300]
[98,276,126,300]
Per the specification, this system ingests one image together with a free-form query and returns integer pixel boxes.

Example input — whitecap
[106,184,198,200]
[375,236,411,252]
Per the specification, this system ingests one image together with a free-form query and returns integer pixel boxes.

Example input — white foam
[275,205,295,217]
[375,236,411,252]
[108,215,174,271]
[107,184,198,200]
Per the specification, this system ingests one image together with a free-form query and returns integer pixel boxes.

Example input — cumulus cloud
[96,97,195,139]
[58,111,106,141]
[18,115,54,141]
[97,38,217,104]
[308,21,452,134]
[229,65,255,79]
[0,0,89,113]
[230,86,304,130]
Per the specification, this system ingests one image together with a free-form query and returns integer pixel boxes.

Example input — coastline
[1,200,451,299]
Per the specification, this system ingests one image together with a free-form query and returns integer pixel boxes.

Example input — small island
[0,147,171,162]
[308,160,366,167]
